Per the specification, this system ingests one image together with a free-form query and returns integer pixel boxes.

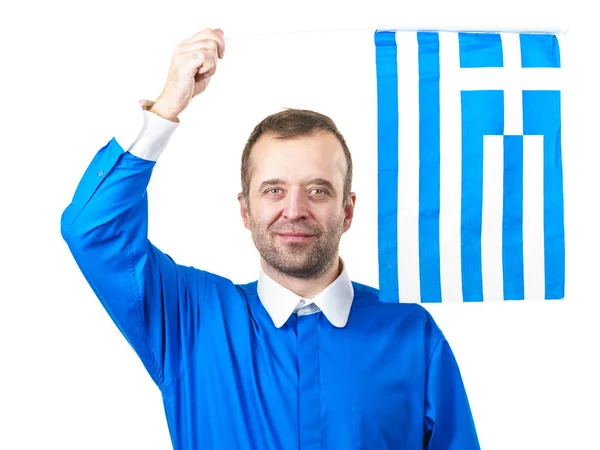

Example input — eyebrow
[307,178,337,193]
[257,178,337,194]
[258,178,286,192]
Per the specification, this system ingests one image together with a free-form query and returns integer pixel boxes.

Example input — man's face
[238,131,356,279]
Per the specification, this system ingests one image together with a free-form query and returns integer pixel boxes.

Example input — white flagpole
[223,25,568,41]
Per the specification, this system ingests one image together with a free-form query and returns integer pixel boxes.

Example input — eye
[266,188,282,195]
[310,188,327,196]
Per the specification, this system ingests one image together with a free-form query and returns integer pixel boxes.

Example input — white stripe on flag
[455,67,561,91]
[395,32,421,303]
[482,135,505,301]
[523,135,546,299]
[438,32,464,302]
[500,33,524,135]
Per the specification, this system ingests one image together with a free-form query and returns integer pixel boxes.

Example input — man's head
[238,109,356,279]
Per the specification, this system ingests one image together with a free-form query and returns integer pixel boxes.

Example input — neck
[261,257,342,299]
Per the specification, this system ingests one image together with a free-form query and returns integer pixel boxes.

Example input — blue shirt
[61,135,480,449]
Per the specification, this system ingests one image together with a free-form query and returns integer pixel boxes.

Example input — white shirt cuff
[114,100,179,162]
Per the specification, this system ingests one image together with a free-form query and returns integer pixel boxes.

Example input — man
[61,28,480,449]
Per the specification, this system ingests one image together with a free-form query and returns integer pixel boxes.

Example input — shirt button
[98,170,104,176]
[298,299,306,307]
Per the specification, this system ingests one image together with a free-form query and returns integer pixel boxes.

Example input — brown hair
[241,108,353,206]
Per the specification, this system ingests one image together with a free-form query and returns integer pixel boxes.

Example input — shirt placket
[297,313,321,450]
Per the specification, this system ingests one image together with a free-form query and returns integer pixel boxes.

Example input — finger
[213,28,225,57]
[197,58,215,75]
[180,28,225,59]
[180,28,213,44]
[195,64,217,81]
[176,39,219,57]
[174,48,217,76]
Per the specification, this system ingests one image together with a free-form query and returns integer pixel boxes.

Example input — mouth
[275,233,316,243]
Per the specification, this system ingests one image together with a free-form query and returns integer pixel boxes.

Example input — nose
[282,188,309,221]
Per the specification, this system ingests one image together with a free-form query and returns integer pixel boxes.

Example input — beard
[248,212,344,279]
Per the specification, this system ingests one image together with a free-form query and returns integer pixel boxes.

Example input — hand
[151,28,225,121]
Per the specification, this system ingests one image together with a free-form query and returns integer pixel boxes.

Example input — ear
[238,192,250,230]
[342,192,357,233]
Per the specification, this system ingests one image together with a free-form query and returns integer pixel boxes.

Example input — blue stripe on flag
[374,31,400,303]
[520,34,561,68]
[523,90,565,299]
[503,135,525,300]
[417,32,442,303]
[458,33,503,68]
[461,90,504,302]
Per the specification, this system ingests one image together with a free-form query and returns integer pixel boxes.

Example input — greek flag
[375,31,565,303]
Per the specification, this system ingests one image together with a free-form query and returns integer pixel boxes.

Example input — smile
[276,233,316,243]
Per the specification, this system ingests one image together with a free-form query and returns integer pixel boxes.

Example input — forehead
[250,132,346,183]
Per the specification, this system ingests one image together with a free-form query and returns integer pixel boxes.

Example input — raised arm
[60,28,226,390]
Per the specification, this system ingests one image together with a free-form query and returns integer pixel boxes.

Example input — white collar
[257,259,354,328]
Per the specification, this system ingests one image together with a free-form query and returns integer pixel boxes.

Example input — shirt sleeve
[60,108,203,391]
[114,99,179,161]
[423,336,481,449]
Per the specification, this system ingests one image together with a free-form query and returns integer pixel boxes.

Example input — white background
[1,0,599,449]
